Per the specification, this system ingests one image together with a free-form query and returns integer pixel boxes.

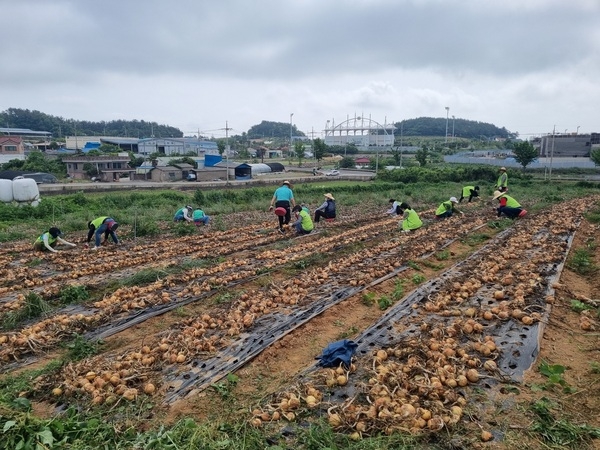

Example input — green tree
[513,141,539,170]
[313,138,327,162]
[590,148,600,167]
[415,146,429,166]
[294,141,306,166]
[390,147,402,166]
[217,140,226,156]
[83,162,99,177]
[339,156,355,169]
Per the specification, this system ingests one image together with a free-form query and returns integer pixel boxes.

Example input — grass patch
[412,274,426,285]
[435,249,450,260]
[59,285,90,305]
[567,248,596,275]
[64,334,104,361]
[529,397,600,448]
[462,232,491,246]
[362,292,376,306]
[1,292,51,330]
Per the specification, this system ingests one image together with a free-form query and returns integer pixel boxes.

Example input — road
[38,169,376,195]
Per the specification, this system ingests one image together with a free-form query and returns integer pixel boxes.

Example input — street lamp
[451,115,455,145]
[444,107,450,145]
[576,126,580,135]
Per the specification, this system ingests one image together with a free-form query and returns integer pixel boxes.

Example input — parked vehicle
[325,170,340,176]
[22,173,58,184]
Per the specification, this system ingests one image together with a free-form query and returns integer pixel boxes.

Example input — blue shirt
[274,185,294,202]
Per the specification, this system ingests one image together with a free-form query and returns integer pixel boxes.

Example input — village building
[0,136,25,163]
[62,154,135,181]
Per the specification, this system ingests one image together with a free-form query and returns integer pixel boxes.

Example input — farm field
[0,178,599,450]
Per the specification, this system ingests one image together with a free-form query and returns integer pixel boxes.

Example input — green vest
[435,201,452,216]
[402,209,423,231]
[35,232,57,245]
[91,216,108,228]
[498,194,520,208]
[497,173,508,188]
[193,209,205,220]
[298,210,314,231]
[462,186,475,197]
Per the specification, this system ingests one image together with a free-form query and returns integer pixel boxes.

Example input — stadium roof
[0,127,51,136]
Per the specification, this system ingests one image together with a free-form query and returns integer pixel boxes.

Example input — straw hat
[499,167,506,171]
[492,190,504,200]
[283,180,291,186]
[324,193,335,200]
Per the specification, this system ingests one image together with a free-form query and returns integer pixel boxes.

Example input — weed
[378,295,392,310]
[26,258,43,267]
[337,326,359,340]
[567,248,596,275]
[463,232,491,246]
[362,292,376,306]
[531,361,576,393]
[173,306,190,317]
[435,249,450,260]
[406,260,421,270]
[134,219,160,237]
[211,215,226,232]
[65,334,103,361]
[1,292,50,330]
[59,284,89,305]
[584,206,600,224]
[174,222,197,236]
[391,281,405,301]
[570,300,593,313]
[122,268,169,286]
[293,259,310,269]
[214,292,233,304]
[421,260,444,270]
[210,373,239,400]
[529,397,600,447]
[412,274,426,285]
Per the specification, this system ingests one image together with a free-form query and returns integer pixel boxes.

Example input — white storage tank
[12,177,41,203]
[0,179,13,203]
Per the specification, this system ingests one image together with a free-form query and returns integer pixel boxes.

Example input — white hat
[492,190,503,200]
[499,167,507,171]
[449,197,458,203]
[324,193,335,200]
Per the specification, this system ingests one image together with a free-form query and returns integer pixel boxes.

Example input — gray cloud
[1,0,598,135]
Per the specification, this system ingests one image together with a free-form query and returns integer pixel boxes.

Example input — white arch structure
[323,116,396,147]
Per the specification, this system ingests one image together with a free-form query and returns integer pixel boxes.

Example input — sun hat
[186,205,193,210]
[499,167,506,171]
[283,180,291,186]
[492,190,504,200]
[324,193,335,200]
[449,197,458,203]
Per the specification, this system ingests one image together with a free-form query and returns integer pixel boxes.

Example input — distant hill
[0,108,182,139]
[1,108,515,142]
[396,117,515,140]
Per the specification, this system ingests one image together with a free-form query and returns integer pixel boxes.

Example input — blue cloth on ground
[316,339,358,369]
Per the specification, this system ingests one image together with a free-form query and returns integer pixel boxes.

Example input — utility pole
[549,125,556,181]
[444,107,450,145]
[225,120,231,184]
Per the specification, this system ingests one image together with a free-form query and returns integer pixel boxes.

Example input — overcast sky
[1,0,598,139]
